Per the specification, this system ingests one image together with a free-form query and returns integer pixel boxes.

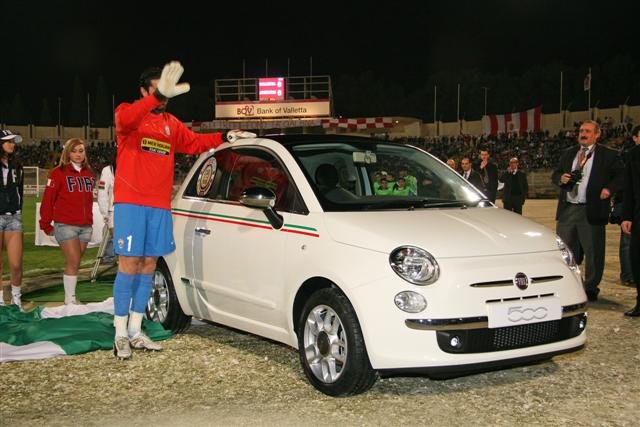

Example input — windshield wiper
[420,200,468,208]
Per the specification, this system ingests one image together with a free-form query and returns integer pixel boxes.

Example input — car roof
[260,133,381,147]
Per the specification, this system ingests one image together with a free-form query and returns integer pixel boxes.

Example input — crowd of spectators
[392,119,635,172]
[15,118,636,181]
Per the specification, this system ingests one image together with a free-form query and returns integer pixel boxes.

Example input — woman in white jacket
[97,163,115,262]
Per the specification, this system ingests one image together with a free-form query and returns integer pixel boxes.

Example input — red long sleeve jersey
[39,165,95,234]
[114,95,225,209]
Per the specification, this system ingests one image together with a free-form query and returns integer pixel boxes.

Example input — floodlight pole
[482,86,489,116]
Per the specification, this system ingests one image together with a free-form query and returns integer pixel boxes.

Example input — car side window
[184,148,307,214]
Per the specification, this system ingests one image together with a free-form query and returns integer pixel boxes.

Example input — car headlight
[389,246,440,285]
[556,236,580,273]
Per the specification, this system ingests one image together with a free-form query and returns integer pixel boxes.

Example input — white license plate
[487,297,562,329]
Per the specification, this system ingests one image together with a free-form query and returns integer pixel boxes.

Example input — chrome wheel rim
[303,304,347,383]
[147,270,169,323]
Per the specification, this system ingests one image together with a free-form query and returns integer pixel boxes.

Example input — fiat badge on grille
[513,272,529,290]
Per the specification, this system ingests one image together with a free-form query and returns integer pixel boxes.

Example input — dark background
[1,0,638,125]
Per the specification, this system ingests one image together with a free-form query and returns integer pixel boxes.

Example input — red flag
[483,106,542,136]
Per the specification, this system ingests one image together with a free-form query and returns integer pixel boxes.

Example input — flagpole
[559,71,563,112]
[588,66,592,118]
[456,83,460,123]
[433,85,437,124]
[87,93,91,139]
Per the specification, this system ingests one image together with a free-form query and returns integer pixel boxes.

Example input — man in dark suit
[621,125,640,316]
[500,157,528,214]
[551,120,624,302]
[460,157,486,196]
[479,149,499,203]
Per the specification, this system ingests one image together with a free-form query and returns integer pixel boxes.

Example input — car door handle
[195,227,211,236]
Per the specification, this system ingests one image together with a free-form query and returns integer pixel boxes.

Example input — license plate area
[486,296,562,329]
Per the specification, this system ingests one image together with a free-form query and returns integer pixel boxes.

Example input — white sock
[128,312,144,338]
[11,285,22,307]
[11,285,21,297]
[114,315,129,338]
[63,275,77,304]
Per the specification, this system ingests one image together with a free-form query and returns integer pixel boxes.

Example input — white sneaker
[129,332,163,351]
[11,294,22,311]
[113,336,132,360]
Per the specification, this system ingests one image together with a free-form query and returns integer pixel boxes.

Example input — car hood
[322,207,557,258]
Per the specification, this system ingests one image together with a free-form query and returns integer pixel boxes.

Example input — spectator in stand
[478,148,499,203]
[39,138,95,306]
[0,130,25,309]
[500,157,528,214]
[460,157,486,195]
[111,61,244,359]
[551,120,624,302]
[621,126,640,316]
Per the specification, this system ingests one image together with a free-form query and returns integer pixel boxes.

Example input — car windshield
[289,140,487,212]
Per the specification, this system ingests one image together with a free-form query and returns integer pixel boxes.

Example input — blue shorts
[54,223,92,243]
[113,203,175,257]
[0,213,23,232]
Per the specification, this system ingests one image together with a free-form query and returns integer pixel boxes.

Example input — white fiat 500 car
[147,134,587,396]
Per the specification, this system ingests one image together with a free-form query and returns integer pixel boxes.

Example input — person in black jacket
[500,157,528,214]
[621,126,640,316]
[478,148,499,203]
[551,120,624,302]
[460,157,486,196]
[0,130,24,310]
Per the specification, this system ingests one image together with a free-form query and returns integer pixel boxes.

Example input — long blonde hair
[58,138,92,172]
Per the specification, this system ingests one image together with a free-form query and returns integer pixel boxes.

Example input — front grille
[436,314,586,354]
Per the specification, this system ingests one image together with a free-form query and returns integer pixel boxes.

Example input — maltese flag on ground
[0,299,171,362]
[483,106,542,136]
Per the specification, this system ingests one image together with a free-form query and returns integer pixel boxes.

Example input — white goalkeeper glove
[226,130,257,143]
[155,61,190,99]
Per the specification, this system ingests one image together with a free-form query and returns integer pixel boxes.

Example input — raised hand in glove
[155,61,190,100]
[226,130,257,143]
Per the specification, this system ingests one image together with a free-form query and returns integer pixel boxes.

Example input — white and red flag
[483,106,542,136]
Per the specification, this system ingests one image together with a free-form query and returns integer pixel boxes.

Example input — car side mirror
[240,187,284,229]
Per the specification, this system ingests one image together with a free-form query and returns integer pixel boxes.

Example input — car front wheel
[297,288,377,396]
[146,258,191,333]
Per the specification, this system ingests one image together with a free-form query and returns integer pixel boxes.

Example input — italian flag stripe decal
[172,208,319,237]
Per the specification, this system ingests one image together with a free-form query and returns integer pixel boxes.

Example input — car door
[182,147,303,336]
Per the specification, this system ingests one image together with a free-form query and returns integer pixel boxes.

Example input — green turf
[3,195,100,278]
[25,278,114,302]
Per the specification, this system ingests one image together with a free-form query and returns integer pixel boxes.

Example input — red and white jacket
[39,165,96,234]
[114,95,225,209]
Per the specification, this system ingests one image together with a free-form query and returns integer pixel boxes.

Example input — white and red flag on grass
[483,106,542,136]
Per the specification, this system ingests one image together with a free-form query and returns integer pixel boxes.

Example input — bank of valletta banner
[34,202,105,248]
[215,99,330,119]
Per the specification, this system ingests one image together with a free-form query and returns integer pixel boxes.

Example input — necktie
[578,147,589,168]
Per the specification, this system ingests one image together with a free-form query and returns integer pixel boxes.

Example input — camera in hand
[565,169,583,190]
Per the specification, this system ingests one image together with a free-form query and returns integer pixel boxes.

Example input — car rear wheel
[297,288,377,396]
[146,258,191,333]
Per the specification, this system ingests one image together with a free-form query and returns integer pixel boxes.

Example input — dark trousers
[556,204,606,295]
[503,195,524,215]
[619,230,634,282]
[630,224,640,304]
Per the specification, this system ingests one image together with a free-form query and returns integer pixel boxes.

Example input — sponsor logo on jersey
[141,138,171,155]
